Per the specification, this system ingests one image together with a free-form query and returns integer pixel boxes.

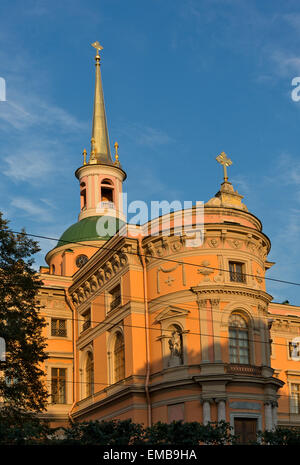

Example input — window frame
[288,341,300,360]
[113,331,125,383]
[109,284,121,312]
[100,178,115,207]
[81,308,91,333]
[290,383,300,414]
[228,261,246,284]
[85,351,94,398]
[51,367,67,404]
[51,318,67,338]
[80,182,87,210]
[228,313,250,365]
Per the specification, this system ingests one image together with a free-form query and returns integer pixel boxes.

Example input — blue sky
[0,0,300,303]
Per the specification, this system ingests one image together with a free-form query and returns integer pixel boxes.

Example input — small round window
[76,254,88,268]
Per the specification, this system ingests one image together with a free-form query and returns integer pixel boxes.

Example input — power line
[41,378,299,401]
[35,284,300,350]
[11,229,300,288]
[39,309,299,350]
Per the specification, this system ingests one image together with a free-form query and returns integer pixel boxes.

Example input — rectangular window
[229,329,249,364]
[51,318,67,337]
[51,368,66,404]
[289,342,300,359]
[81,309,91,333]
[109,284,121,311]
[229,261,246,283]
[291,384,300,414]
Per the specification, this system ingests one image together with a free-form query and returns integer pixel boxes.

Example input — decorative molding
[191,286,272,305]
[154,305,190,324]
[197,260,214,283]
[71,247,129,307]
[208,238,219,248]
[141,227,270,266]
[157,262,186,294]
[210,299,220,310]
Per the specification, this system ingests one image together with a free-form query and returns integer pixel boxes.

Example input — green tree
[63,419,145,445]
[257,426,300,445]
[0,212,48,415]
[60,419,237,445]
[144,420,237,445]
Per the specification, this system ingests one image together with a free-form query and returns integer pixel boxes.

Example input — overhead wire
[10,229,300,288]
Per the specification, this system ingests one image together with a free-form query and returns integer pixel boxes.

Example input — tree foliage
[60,419,236,445]
[0,213,48,414]
[257,426,300,445]
[62,419,145,445]
[143,420,237,445]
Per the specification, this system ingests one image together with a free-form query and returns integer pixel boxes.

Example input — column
[272,402,278,429]
[203,400,211,425]
[217,399,226,422]
[264,402,273,431]
[211,299,222,362]
[197,298,209,362]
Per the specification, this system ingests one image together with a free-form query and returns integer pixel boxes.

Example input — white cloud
[0,93,86,133]
[10,197,54,223]
[275,153,300,187]
[270,50,300,77]
[3,148,55,182]
[119,122,174,147]
[230,175,251,195]
[283,13,300,31]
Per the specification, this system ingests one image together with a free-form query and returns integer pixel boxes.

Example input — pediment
[154,305,190,324]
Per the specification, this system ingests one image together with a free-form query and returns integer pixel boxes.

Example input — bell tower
[45,43,126,276]
[75,42,126,223]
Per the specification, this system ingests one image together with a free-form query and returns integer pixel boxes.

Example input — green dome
[56,215,125,248]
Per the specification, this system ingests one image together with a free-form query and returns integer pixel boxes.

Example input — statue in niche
[168,326,183,367]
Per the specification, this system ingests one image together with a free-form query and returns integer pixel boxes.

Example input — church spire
[90,41,112,164]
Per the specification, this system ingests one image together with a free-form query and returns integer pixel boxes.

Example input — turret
[45,43,126,276]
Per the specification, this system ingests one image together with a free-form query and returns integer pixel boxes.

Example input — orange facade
[37,47,300,438]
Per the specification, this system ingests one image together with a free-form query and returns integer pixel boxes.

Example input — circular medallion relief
[76,254,88,268]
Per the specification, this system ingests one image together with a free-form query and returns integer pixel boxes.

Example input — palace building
[38,43,300,443]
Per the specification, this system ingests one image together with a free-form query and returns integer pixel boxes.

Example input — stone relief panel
[71,247,129,307]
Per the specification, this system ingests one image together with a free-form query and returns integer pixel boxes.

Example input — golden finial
[216,151,232,182]
[91,41,103,62]
[89,137,97,164]
[83,148,87,165]
[90,41,112,163]
[114,141,119,165]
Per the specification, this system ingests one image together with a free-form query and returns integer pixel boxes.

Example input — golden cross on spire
[91,41,103,59]
[216,151,232,182]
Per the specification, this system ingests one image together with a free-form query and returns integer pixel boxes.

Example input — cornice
[141,226,271,269]
[191,284,273,304]
[75,162,127,182]
[69,239,140,308]
[72,382,145,418]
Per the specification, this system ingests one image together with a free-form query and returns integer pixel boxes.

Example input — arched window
[228,313,249,364]
[102,178,113,185]
[114,332,125,383]
[80,182,87,210]
[167,324,183,367]
[100,178,114,205]
[85,352,94,397]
